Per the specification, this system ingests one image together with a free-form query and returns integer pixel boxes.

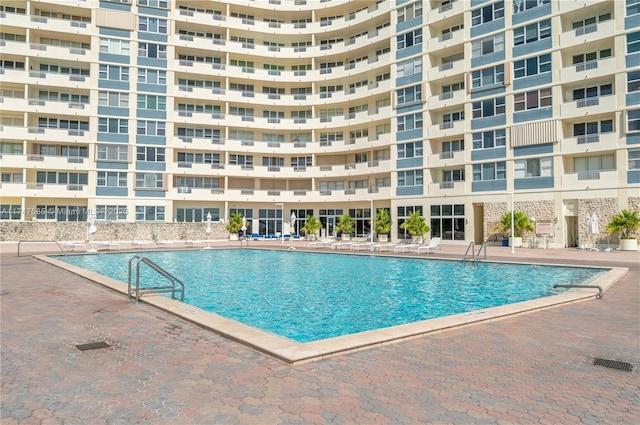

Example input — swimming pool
[54,249,608,343]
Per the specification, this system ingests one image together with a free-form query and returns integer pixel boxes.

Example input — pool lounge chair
[308,238,334,249]
[331,240,353,251]
[415,237,442,254]
[132,240,152,249]
[184,240,201,247]
[350,241,374,252]
[393,239,421,253]
[98,241,119,251]
[371,242,396,252]
[62,241,86,252]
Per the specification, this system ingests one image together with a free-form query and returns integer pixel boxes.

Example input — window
[0,205,21,220]
[572,49,611,65]
[573,155,615,172]
[38,37,88,49]
[137,120,165,136]
[515,157,552,178]
[441,81,465,97]
[0,60,24,70]
[99,64,129,81]
[471,1,504,26]
[398,1,422,23]
[177,127,220,141]
[396,85,422,106]
[37,118,89,130]
[61,146,87,159]
[473,129,506,149]
[97,171,127,187]
[176,207,219,223]
[136,146,165,162]
[175,177,220,189]
[135,206,165,221]
[291,156,312,170]
[137,94,166,110]
[397,112,423,131]
[397,57,422,77]
[442,139,465,155]
[98,91,128,107]
[135,173,163,189]
[99,38,130,55]
[472,97,505,118]
[628,31,640,54]
[138,0,168,9]
[38,64,89,76]
[443,169,465,182]
[177,152,220,165]
[138,42,166,59]
[36,205,87,222]
[513,0,550,13]
[473,161,506,181]
[430,204,465,241]
[96,205,127,221]
[98,118,128,134]
[397,141,423,159]
[472,65,504,89]
[36,171,88,185]
[514,54,551,79]
[514,19,551,45]
[229,107,254,120]
[138,69,166,85]
[573,84,613,104]
[397,169,423,187]
[138,16,167,33]
[573,120,614,136]
[441,24,464,40]
[471,33,505,57]
[396,28,422,49]
[97,144,129,161]
[514,88,552,111]
[628,0,640,17]
[442,111,465,123]
[229,154,253,167]
[320,132,344,145]
[629,70,640,93]
[628,109,640,132]
[629,148,640,170]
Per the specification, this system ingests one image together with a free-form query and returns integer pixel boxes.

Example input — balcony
[560,95,615,119]
[562,169,617,190]
[428,150,465,168]
[560,132,618,155]
[428,120,465,139]
[428,181,466,197]
[560,56,615,84]
[428,58,465,82]
[559,19,614,50]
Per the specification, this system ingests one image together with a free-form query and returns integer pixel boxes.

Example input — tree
[300,215,323,238]
[374,208,391,235]
[226,213,244,234]
[334,214,354,236]
[606,209,640,239]
[494,211,534,237]
[400,211,430,240]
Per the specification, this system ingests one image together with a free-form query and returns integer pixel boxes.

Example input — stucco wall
[483,200,556,243]
[0,222,229,242]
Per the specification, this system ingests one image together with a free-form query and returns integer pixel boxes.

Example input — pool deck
[1,241,639,424]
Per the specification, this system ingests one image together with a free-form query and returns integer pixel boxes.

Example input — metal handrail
[462,241,475,263]
[476,242,487,261]
[18,240,65,257]
[128,255,185,304]
[553,284,603,299]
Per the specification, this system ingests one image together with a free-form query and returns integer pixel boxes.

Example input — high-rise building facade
[1,0,639,247]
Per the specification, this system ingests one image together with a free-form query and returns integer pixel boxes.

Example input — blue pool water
[55,250,607,343]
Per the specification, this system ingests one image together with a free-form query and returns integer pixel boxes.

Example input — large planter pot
[229,233,239,241]
[619,238,638,251]
[378,234,388,243]
[510,237,522,247]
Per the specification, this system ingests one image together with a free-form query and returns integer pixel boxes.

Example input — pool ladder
[127,255,185,304]
[462,241,486,264]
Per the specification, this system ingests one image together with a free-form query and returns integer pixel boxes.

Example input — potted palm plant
[494,211,534,247]
[374,208,391,242]
[300,215,323,240]
[335,214,355,240]
[400,211,430,243]
[606,209,640,251]
[226,213,243,240]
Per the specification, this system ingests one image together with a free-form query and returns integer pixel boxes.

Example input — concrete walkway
[1,242,638,424]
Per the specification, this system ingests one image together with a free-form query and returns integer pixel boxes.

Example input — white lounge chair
[416,237,442,254]
[393,239,421,253]
[98,241,119,251]
[132,240,152,249]
[62,241,86,252]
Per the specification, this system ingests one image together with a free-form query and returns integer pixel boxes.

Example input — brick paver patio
[1,242,638,424]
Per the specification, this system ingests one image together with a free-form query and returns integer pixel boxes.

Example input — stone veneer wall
[483,200,556,244]
[0,222,229,242]
[580,197,640,244]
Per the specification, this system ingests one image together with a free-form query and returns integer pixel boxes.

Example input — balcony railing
[577,135,600,144]
[577,170,601,180]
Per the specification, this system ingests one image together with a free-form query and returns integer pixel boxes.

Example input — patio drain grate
[76,341,110,351]
[593,358,633,372]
